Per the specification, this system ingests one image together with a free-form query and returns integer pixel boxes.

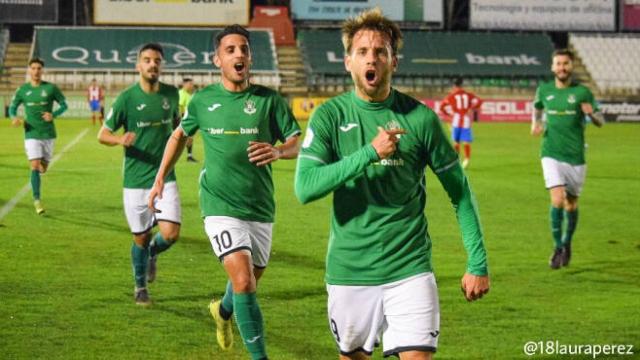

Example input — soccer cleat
[561,244,572,267]
[209,299,233,350]
[34,200,45,215]
[135,288,152,306]
[147,255,158,283]
[462,158,470,169]
[549,248,563,269]
[187,155,198,163]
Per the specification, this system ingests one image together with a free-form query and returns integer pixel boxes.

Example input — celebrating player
[441,77,482,169]
[9,58,68,215]
[531,49,604,269]
[97,43,182,306]
[294,8,489,360]
[87,78,105,126]
[148,25,300,359]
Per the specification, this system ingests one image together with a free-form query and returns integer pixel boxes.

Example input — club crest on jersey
[244,99,257,115]
[385,120,402,139]
[567,94,576,104]
[162,97,170,110]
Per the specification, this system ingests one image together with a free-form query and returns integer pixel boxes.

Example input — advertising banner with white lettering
[291,0,443,24]
[470,0,615,31]
[94,0,249,26]
[622,0,640,30]
[599,102,640,122]
[0,0,58,23]
[33,27,276,72]
[423,98,534,122]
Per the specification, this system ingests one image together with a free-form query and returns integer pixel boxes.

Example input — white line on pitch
[0,128,90,222]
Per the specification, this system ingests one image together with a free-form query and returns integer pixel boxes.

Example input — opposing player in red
[87,78,105,126]
[441,77,482,168]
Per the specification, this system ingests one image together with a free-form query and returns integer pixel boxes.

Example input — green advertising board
[33,27,276,72]
[299,30,554,77]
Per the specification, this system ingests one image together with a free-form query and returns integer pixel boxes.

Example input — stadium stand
[0,27,8,70]
[30,26,281,91]
[298,30,555,94]
[570,33,640,96]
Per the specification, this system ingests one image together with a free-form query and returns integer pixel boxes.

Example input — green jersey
[180,83,301,223]
[295,90,487,285]
[533,81,598,165]
[9,81,67,140]
[178,88,193,116]
[105,82,179,189]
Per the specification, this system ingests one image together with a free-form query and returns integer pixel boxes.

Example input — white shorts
[123,181,181,234]
[541,157,587,197]
[25,139,54,162]
[327,272,440,357]
[204,216,273,268]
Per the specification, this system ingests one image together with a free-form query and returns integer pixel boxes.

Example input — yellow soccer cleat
[209,299,233,350]
[34,200,45,215]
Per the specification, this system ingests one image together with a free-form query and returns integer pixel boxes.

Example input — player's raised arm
[295,121,404,204]
[148,126,187,212]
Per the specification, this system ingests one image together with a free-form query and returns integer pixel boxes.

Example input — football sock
[234,292,267,360]
[563,209,579,245]
[187,145,193,156]
[464,143,471,159]
[149,232,174,257]
[550,206,564,249]
[220,280,234,320]
[30,170,41,200]
[131,242,149,289]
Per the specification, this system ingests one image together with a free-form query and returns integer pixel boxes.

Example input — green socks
[563,209,579,245]
[131,243,149,289]
[149,232,174,257]
[234,292,267,360]
[220,281,234,320]
[30,170,41,200]
[550,206,564,249]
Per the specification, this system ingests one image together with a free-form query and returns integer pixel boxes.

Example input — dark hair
[138,43,164,58]
[215,24,250,49]
[552,48,574,61]
[454,77,464,87]
[28,58,45,67]
[182,78,193,83]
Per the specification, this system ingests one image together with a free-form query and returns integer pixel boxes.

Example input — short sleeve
[180,94,199,136]
[271,93,301,142]
[423,110,459,174]
[104,94,126,132]
[299,105,333,165]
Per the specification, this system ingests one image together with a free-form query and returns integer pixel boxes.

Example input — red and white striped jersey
[88,85,104,101]
[442,88,482,128]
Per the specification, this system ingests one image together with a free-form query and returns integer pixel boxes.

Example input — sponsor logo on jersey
[26,91,32,96]
[41,90,47,97]
[244,99,257,115]
[136,104,147,111]
[204,128,224,135]
[162,97,170,110]
[546,95,555,101]
[339,123,358,132]
[203,127,259,135]
[567,94,576,104]
[374,158,405,167]
[208,103,221,112]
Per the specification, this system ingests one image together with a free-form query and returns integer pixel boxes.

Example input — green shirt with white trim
[104,82,179,189]
[533,81,598,165]
[180,83,301,223]
[295,89,488,285]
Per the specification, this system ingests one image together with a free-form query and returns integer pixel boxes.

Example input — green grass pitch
[1,119,638,359]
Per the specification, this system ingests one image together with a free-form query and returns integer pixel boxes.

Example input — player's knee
[161,229,179,243]
[231,273,256,293]
[133,233,152,247]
